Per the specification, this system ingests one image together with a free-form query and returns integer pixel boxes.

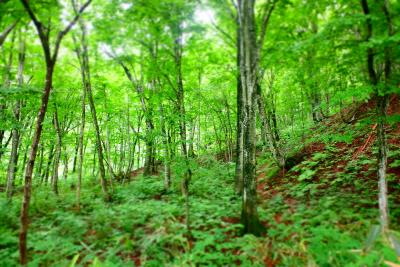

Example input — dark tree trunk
[72,136,79,173]
[6,28,24,200]
[43,141,55,185]
[18,1,91,262]
[235,14,244,195]
[20,63,55,265]
[35,145,44,181]
[51,106,62,195]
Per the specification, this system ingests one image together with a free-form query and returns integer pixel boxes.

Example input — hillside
[1,98,399,266]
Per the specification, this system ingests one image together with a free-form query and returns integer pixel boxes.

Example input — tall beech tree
[236,0,278,235]
[18,0,91,264]
[73,10,111,201]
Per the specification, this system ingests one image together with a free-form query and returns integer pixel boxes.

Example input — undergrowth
[1,118,400,266]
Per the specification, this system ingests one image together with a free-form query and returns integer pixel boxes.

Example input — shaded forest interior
[0,0,400,266]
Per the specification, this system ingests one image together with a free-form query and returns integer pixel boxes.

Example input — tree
[73,7,111,201]
[18,0,91,263]
[360,0,394,233]
[5,26,25,200]
[236,0,278,235]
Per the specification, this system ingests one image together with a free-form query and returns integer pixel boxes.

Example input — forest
[0,0,399,266]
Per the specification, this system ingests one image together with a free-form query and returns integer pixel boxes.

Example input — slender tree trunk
[172,20,192,237]
[43,142,55,185]
[6,119,20,200]
[361,0,392,232]
[51,106,62,195]
[62,152,68,181]
[376,0,393,233]
[87,81,109,199]
[0,32,15,163]
[188,119,196,158]
[257,87,284,167]
[235,15,244,195]
[76,67,86,210]
[35,145,44,181]
[72,136,79,173]
[116,60,156,176]
[160,104,172,189]
[73,20,110,200]
[6,28,24,200]
[377,95,389,231]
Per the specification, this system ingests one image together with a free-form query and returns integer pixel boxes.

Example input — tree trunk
[19,0,91,260]
[51,106,62,195]
[160,104,172,189]
[76,65,86,210]
[6,28,24,201]
[235,14,244,195]
[377,95,389,231]
[62,152,68,181]
[20,63,55,265]
[73,19,110,201]
[6,116,20,200]
[361,0,392,232]
[238,0,263,235]
[35,145,44,180]
[43,141,55,185]
[376,0,393,233]
[257,86,284,167]
[115,60,156,176]
[72,136,79,173]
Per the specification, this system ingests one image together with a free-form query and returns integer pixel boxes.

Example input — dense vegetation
[0,0,399,266]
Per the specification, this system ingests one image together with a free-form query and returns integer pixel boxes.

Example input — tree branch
[211,21,235,48]
[0,21,18,47]
[52,0,92,62]
[257,0,277,53]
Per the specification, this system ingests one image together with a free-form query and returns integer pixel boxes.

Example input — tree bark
[237,0,263,235]
[76,63,86,210]
[235,13,244,195]
[6,28,24,200]
[256,85,284,167]
[160,104,172,189]
[19,0,91,262]
[51,106,62,195]
[20,63,55,264]
[73,15,110,200]
[72,136,79,173]
[361,0,392,232]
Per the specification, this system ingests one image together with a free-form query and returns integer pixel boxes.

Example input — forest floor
[1,98,400,266]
